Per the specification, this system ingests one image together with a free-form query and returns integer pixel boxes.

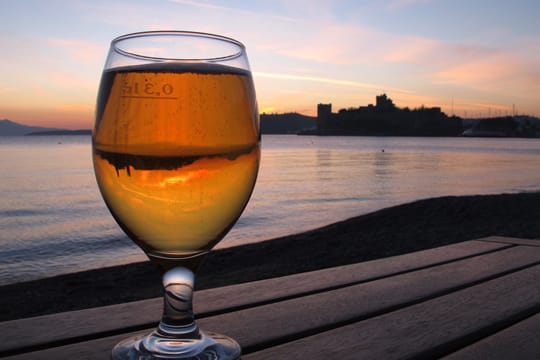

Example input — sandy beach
[1,192,539,322]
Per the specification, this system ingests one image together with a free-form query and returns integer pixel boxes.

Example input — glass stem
[157,266,201,339]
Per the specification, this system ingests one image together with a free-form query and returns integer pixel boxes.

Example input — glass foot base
[111,330,241,359]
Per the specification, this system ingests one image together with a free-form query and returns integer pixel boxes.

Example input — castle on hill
[316,94,462,136]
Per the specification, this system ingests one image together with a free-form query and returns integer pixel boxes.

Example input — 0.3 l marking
[122,81,178,100]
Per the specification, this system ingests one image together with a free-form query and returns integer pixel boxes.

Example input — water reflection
[2,135,540,284]
[227,135,540,250]
[373,149,396,178]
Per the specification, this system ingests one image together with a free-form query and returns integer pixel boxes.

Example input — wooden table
[1,236,539,359]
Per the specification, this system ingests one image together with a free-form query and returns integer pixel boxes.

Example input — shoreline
[1,192,539,322]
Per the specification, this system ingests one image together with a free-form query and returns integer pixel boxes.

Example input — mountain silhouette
[260,113,316,134]
[0,119,66,136]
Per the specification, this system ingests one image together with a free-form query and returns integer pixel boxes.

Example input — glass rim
[111,30,246,62]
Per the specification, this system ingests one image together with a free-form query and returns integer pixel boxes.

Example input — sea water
[1,134,540,285]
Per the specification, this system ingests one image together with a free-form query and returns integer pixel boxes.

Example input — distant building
[316,94,462,136]
[316,103,332,132]
[375,93,395,111]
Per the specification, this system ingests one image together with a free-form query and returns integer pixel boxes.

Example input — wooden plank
[479,236,540,247]
[1,333,128,360]
[243,265,540,359]
[212,246,540,353]
[0,239,507,356]
[194,239,509,315]
[441,312,540,360]
[0,298,161,358]
[5,245,539,359]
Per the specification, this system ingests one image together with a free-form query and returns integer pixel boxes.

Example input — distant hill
[0,119,66,136]
[0,119,91,136]
[261,113,316,134]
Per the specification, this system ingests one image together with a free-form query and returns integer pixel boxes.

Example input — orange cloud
[47,71,98,90]
[269,22,378,65]
[432,50,540,96]
[434,54,518,83]
[382,36,440,64]
[47,38,103,64]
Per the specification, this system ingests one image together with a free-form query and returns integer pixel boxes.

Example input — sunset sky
[1,0,539,129]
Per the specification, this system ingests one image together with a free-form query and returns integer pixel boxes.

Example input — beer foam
[105,61,251,76]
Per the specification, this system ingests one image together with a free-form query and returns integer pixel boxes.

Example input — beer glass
[93,31,259,359]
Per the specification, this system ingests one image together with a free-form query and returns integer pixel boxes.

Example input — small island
[26,129,92,136]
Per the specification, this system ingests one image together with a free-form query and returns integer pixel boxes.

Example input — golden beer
[93,63,260,257]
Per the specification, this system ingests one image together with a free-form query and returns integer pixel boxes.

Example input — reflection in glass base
[111,330,241,359]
